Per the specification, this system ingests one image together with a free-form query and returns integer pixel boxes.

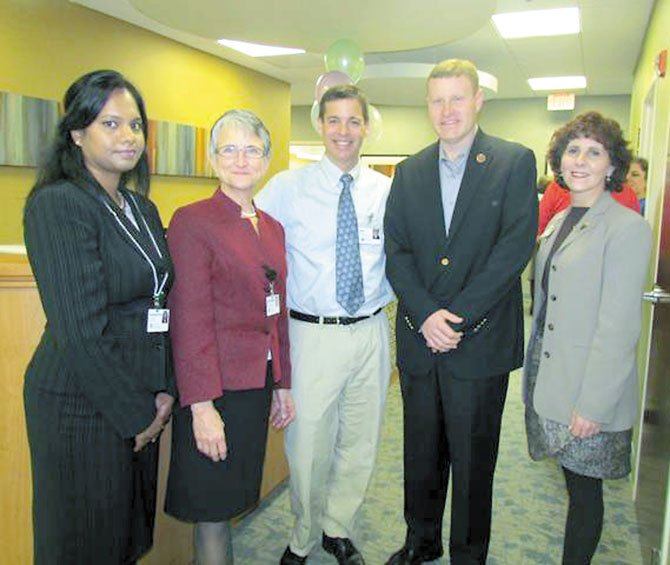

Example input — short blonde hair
[428,59,479,92]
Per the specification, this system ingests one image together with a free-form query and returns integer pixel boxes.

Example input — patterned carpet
[233,306,643,564]
[232,373,642,564]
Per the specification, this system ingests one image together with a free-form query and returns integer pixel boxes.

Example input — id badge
[266,293,280,317]
[358,226,382,244]
[147,308,170,333]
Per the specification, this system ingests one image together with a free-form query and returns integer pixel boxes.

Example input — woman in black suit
[23,70,174,564]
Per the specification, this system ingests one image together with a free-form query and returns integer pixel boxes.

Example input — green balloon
[324,39,365,83]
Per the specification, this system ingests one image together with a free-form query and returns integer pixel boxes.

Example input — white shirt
[256,156,394,316]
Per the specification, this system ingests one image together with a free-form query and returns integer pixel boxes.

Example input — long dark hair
[29,70,150,200]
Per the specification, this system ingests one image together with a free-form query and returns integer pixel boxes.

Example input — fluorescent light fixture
[492,7,580,39]
[217,38,305,57]
[528,76,587,91]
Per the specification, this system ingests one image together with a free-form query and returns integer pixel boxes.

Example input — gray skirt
[524,330,632,479]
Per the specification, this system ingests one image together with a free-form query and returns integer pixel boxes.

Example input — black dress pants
[399,364,509,565]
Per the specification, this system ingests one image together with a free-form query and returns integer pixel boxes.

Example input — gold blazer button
[440,257,450,266]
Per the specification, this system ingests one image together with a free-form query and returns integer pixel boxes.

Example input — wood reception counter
[0,252,288,564]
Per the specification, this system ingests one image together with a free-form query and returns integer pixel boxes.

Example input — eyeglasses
[215,145,266,160]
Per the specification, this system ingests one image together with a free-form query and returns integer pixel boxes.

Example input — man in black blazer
[384,59,537,564]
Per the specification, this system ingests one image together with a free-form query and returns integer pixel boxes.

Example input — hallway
[232,360,643,563]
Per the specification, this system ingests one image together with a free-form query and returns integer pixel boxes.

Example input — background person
[627,156,648,215]
[23,69,174,564]
[524,111,651,564]
[164,110,294,565]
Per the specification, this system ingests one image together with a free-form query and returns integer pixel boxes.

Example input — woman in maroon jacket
[164,109,294,564]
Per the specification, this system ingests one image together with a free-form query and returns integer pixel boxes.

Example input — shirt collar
[439,125,478,166]
[320,155,362,188]
[212,187,249,222]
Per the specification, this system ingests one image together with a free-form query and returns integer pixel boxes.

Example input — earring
[605,174,612,183]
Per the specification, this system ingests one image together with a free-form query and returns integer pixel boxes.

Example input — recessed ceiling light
[217,39,305,57]
[528,76,587,91]
[492,7,580,39]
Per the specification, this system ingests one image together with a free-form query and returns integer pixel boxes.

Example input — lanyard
[102,195,168,307]
[126,193,163,259]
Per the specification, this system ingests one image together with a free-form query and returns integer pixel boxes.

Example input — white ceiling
[72,0,654,106]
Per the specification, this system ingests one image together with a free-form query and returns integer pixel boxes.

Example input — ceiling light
[492,7,580,39]
[528,76,587,91]
[217,39,305,57]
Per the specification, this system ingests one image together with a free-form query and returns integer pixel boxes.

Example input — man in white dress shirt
[256,84,393,565]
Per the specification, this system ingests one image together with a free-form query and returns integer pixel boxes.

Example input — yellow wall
[0,0,291,244]
[629,0,670,153]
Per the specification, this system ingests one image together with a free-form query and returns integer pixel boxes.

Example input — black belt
[289,308,382,326]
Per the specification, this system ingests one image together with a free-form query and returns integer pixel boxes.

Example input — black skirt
[24,383,158,565]
[164,365,273,522]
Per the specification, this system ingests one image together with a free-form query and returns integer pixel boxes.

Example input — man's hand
[420,309,463,353]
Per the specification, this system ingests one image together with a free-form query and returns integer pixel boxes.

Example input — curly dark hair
[28,70,150,201]
[547,111,631,192]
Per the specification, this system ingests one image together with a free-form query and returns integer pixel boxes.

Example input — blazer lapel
[123,191,168,263]
[446,129,492,243]
[535,213,564,285]
[420,143,449,243]
[553,192,613,256]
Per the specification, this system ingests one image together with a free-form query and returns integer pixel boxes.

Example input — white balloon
[365,105,383,145]
[310,101,320,134]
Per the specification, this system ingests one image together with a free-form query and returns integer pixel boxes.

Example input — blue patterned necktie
[336,173,364,315]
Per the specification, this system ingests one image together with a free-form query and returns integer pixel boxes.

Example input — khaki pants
[285,311,391,555]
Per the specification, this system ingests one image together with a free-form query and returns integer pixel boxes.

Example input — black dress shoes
[280,546,307,564]
[384,545,443,564]
[322,533,365,564]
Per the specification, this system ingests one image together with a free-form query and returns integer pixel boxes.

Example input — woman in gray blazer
[524,112,651,564]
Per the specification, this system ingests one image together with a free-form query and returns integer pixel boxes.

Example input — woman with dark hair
[164,109,294,565]
[23,69,174,564]
[627,156,649,215]
[524,111,651,563]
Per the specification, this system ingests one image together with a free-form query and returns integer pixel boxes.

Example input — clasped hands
[190,389,296,462]
[420,308,464,353]
[134,391,175,452]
